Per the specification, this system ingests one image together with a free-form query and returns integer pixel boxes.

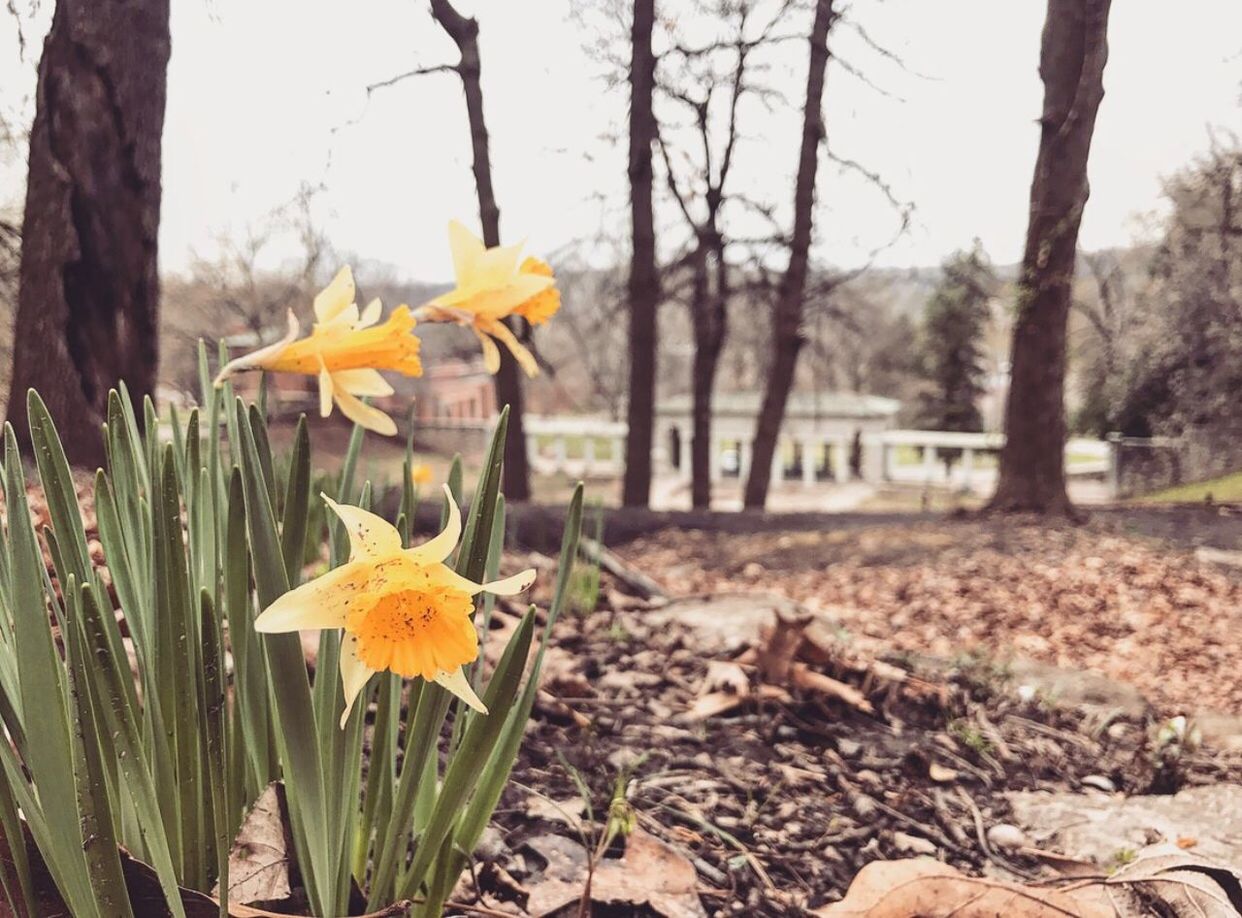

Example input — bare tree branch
[365,62,459,96]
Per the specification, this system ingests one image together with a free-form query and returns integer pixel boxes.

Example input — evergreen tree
[917,244,995,437]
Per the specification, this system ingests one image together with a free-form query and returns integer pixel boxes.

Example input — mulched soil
[458,514,1242,916]
[475,592,1242,916]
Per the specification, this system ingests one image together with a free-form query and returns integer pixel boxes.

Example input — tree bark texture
[7,0,171,467]
[622,0,660,508]
[430,0,532,501]
[989,0,1111,515]
[743,0,834,509]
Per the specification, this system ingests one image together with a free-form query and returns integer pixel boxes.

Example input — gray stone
[986,823,1027,850]
[1007,783,1242,871]
[641,592,830,656]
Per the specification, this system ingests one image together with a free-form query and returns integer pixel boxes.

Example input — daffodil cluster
[215,221,560,435]
[211,220,559,728]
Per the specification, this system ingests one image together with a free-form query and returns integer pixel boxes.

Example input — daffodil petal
[253,561,370,633]
[322,494,404,561]
[334,388,398,436]
[474,242,525,289]
[321,302,360,329]
[482,568,537,596]
[434,666,488,714]
[332,368,394,398]
[339,633,375,729]
[473,327,501,374]
[448,220,486,284]
[318,360,334,418]
[486,320,539,377]
[427,565,535,598]
[358,298,383,328]
[314,266,356,325]
[406,484,461,565]
[214,310,300,384]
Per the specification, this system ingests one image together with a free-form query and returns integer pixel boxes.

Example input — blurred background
[1,0,1238,513]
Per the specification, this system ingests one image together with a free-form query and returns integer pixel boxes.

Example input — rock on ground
[1007,783,1242,870]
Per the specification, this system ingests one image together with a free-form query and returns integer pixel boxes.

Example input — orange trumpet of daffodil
[254,485,535,727]
[416,221,560,377]
[215,266,422,436]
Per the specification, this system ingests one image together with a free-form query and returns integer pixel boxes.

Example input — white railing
[524,415,628,477]
[860,429,1109,489]
[522,415,1112,491]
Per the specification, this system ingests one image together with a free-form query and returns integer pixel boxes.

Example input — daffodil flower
[215,267,422,435]
[410,463,434,488]
[254,486,535,727]
[416,221,559,377]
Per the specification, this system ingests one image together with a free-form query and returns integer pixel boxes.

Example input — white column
[613,437,625,475]
[832,440,850,482]
[801,441,815,485]
[554,436,568,472]
[678,427,691,481]
[961,448,975,491]
[738,440,752,481]
[709,439,723,482]
[771,441,784,483]
[882,443,895,481]
[922,445,938,480]
[526,429,538,473]
[583,437,596,474]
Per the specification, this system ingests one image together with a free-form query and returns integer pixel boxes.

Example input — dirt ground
[462,512,1242,916]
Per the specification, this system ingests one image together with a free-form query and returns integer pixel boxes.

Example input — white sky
[2,1,1240,282]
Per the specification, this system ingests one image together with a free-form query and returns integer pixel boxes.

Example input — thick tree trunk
[7,0,170,467]
[743,0,834,509]
[989,0,1111,515]
[431,0,532,501]
[622,0,659,508]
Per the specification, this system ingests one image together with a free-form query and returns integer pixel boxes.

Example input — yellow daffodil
[215,267,422,436]
[254,485,535,727]
[410,463,434,488]
[417,221,559,377]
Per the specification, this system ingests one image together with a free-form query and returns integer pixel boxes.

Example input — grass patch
[1135,470,1242,504]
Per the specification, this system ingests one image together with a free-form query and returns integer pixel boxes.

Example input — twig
[366,62,458,95]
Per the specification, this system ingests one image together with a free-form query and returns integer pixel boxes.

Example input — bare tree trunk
[743,0,834,509]
[989,0,1111,515]
[622,0,660,508]
[689,241,727,509]
[7,0,170,466]
[430,0,531,501]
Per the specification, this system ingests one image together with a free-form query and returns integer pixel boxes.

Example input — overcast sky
[2,1,1240,283]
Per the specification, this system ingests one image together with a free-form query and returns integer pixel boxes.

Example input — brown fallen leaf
[683,684,792,722]
[755,608,812,684]
[525,827,706,918]
[214,783,292,907]
[1106,844,1242,917]
[701,660,749,696]
[813,856,1113,917]
[790,663,875,714]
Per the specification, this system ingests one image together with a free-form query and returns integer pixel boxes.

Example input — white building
[655,391,901,484]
